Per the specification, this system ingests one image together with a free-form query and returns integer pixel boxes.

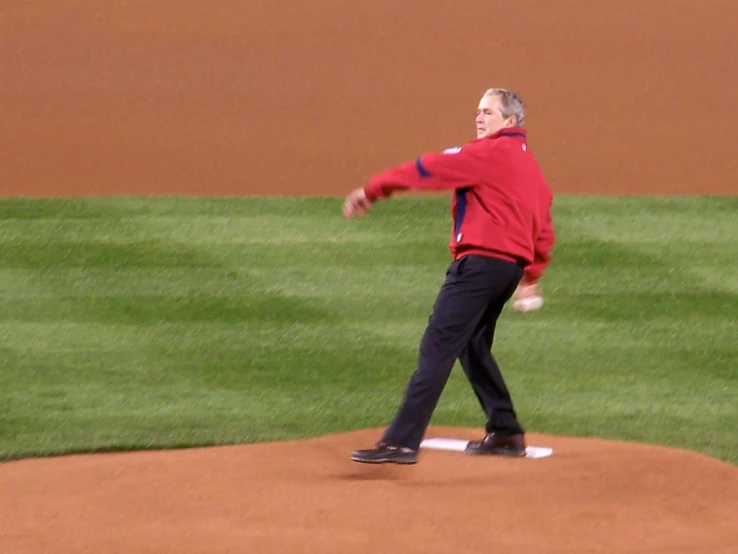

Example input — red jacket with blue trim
[363,127,555,284]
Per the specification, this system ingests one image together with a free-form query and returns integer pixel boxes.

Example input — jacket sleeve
[523,197,555,284]
[363,146,481,201]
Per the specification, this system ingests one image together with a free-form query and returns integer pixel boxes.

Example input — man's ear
[504,116,517,128]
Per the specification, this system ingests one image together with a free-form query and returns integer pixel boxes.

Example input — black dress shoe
[465,433,526,457]
[350,441,418,464]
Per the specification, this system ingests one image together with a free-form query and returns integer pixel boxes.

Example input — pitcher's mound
[1,426,736,553]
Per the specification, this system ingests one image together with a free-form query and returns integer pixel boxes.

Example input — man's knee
[407,366,450,395]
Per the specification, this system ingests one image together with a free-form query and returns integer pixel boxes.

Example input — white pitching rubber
[419,437,553,459]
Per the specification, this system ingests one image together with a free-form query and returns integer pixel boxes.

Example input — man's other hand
[342,187,374,219]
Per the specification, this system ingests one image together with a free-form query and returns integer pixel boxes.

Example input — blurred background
[2,0,738,196]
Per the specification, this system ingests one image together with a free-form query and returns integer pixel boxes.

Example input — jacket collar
[491,127,527,139]
[470,127,527,145]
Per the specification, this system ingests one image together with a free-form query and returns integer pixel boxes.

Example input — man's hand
[342,187,374,219]
[512,282,544,313]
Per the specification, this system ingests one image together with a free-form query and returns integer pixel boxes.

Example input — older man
[343,88,555,464]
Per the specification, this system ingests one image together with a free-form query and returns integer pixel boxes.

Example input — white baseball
[512,295,544,313]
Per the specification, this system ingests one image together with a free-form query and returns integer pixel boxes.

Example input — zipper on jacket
[455,189,467,241]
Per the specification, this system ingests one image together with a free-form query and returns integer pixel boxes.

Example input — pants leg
[458,276,524,435]
[382,256,523,450]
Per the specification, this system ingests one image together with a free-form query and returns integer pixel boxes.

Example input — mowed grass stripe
[0,196,735,463]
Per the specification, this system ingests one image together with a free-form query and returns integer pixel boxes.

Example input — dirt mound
[2,426,736,553]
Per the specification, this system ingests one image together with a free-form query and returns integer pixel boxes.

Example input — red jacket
[363,128,555,284]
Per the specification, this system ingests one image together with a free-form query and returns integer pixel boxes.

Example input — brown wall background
[2,0,737,197]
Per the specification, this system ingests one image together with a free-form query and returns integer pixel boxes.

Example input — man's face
[475,94,515,139]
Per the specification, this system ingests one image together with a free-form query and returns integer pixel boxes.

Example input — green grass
[0,196,736,463]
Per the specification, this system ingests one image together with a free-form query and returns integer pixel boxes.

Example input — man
[343,88,555,464]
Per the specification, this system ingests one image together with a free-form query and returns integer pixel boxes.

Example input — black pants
[382,255,525,450]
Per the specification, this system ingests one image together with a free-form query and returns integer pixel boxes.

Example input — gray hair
[484,88,526,126]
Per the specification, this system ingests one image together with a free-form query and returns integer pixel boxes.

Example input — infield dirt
[2,0,738,197]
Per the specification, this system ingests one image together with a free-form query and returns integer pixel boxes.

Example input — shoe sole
[350,455,417,465]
